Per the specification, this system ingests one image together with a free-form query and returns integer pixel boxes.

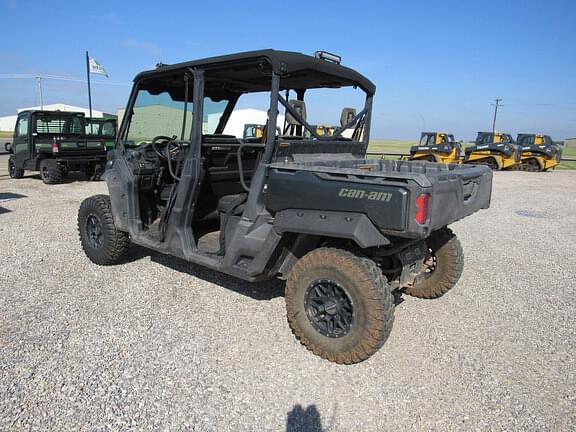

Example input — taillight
[52,138,59,153]
[415,193,430,224]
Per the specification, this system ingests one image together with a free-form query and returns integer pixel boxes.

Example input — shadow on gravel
[287,404,325,432]
[0,192,27,214]
[0,192,27,200]
[128,245,285,301]
[25,173,100,184]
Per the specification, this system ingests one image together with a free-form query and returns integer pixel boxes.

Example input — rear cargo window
[35,116,83,134]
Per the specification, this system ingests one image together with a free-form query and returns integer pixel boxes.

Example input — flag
[88,57,108,77]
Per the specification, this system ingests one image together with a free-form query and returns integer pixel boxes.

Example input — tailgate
[426,164,492,230]
[58,139,107,156]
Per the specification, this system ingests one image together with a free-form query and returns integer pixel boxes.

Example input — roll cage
[116,49,375,154]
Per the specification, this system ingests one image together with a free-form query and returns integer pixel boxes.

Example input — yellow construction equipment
[516,134,562,171]
[409,132,462,164]
[463,132,520,170]
[243,124,265,139]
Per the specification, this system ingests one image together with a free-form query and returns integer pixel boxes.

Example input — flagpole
[85,51,92,118]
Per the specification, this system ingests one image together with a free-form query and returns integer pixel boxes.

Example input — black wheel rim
[41,166,49,180]
[86,214,103,249]
[304,279,354,338]
[9,160,15,176]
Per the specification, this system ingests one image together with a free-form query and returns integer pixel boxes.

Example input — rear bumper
[54,154,107,163]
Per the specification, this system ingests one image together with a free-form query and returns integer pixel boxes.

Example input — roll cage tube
[242,73,280,221]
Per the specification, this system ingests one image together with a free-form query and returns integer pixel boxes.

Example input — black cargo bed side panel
[265,169,409,231]
[427,169,492,230]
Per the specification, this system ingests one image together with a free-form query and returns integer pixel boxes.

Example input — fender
[273,209,390,248]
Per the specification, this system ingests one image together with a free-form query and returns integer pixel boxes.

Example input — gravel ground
[1,154,575,431]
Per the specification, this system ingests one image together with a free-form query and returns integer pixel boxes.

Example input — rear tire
[285,247,394,364]
[8,156,24,179]
[86,164,104,181]
[486,157,499,170]
[78,194,130,265]
[404,228,464,299]
[522,158,541,172]
[59,164,69,178]
[40,159,62,184]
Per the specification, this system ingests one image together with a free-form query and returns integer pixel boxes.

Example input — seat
[283,100,307,136]
[217,193,247,214]
[340,107,357,128]
[217,193,248,255]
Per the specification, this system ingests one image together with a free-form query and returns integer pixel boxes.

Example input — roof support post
[243,73,280,221]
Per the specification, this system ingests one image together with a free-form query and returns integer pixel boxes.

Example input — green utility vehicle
[7,110,108,184]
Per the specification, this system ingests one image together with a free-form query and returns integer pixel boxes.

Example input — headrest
[286,100,307,125]
[340,107,357,128]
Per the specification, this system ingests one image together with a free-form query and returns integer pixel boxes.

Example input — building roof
[17,104,105,116]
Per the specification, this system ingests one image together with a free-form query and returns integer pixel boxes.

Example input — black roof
[19,110,85,116]
[134,49,376,96]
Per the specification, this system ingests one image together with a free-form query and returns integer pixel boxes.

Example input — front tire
[78,195,130,265]
[404,228,464,299]
[286,248,394,364]
[8,156,24,179]
[40,159,62,184]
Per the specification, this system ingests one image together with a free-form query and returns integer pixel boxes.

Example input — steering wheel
[150,135,177,159]
[152,135,174,144]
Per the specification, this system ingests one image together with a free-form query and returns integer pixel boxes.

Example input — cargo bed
[266,159,493,238]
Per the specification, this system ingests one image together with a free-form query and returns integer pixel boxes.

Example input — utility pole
[36,76,44,109]
[491,98,502,135]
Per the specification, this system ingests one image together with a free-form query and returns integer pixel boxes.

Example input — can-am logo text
[338,188,393,202]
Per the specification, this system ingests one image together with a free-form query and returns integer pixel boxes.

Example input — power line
[0,73,131,86]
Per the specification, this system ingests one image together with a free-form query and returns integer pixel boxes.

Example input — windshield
[123,86,229,145]
[124,89,193,145]
[35,114,83,135]
[86,120,116,138]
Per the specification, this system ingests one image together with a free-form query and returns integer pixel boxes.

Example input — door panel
[13,114,31,168]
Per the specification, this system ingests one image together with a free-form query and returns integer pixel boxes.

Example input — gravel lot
[1,153,575,431]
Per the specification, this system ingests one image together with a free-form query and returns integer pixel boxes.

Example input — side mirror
[4,142,11,152]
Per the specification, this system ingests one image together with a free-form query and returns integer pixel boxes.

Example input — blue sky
[0,0,574,140]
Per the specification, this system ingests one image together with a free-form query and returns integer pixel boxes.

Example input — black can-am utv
[7,110,108,183]
[78,49,492,364]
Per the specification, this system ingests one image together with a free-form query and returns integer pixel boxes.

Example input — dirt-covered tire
[8,156,24,179]
[78,194,130,265]
[285,247,394,364]
[39,159,62,184]
[404,227,464,299]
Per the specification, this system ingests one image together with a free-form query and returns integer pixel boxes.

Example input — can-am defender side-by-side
[78,50,493,364]
[409,132,462,164]
[463,132,520,170]
[516,133,562,172]
[7,110,108,183]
